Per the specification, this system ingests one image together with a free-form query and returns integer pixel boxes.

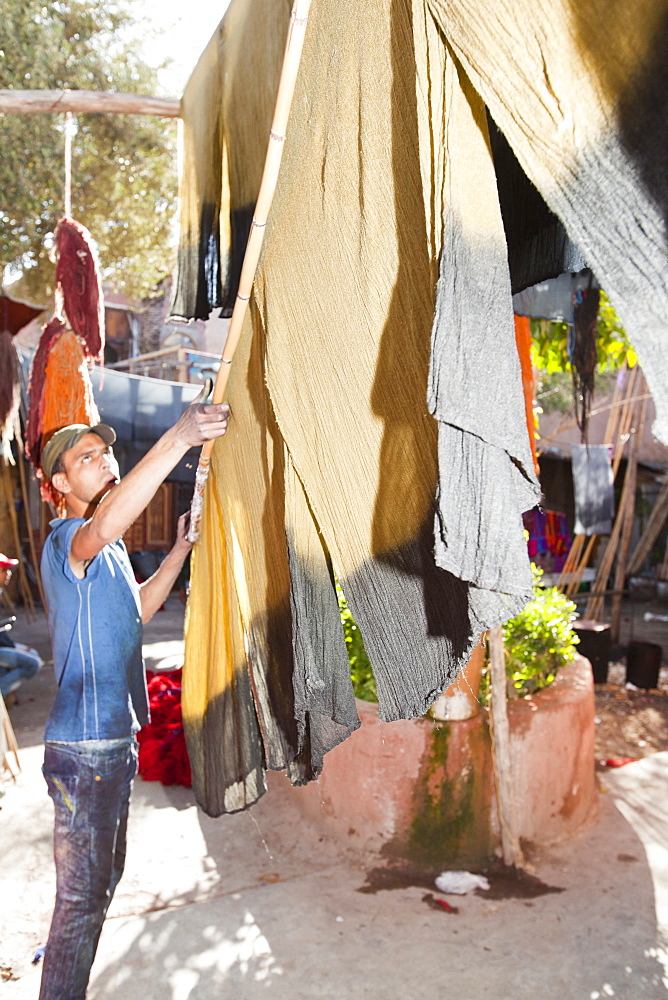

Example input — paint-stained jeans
[39,739,138,1000]
[0,642,43,697]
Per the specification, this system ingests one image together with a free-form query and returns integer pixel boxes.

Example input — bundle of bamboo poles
[626,479,668,579]
[1,458,43,620]
[554,365,646,606]
[577,369,648,638]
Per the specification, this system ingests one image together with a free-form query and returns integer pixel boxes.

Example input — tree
[531,292,637,414]
[0,0,178,302]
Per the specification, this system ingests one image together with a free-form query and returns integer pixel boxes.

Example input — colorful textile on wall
[138,670,192,788]
[523,509,571,573]
[571,444,615,536]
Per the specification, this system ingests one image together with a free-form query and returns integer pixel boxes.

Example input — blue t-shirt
[41,517,149,742]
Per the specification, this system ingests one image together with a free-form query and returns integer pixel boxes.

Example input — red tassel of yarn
[25,317,67,469]
[53,217,105,362]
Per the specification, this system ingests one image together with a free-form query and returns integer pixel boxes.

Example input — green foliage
[536,367,619,414]
[336,581,377,702]
[338,564,579,704]
[501,565,579,698]
[0,0,177,301]
[530,292,636,374]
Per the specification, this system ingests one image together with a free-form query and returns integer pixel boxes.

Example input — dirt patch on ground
[594,662,668,764]
[358,862,563,899]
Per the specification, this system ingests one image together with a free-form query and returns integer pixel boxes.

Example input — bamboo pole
[187,0,313,542]
[603,362,625,443]
[488,626,524,869]
[556,533,583,591]
[565,535,597,596]
[556,364,639,602]
[584,383,645,623]
[16,449,48,613]
[0,694,21,778]
[609,391,648,642]
[626,481,668,577]
[0,90,180,118]
[1,464,34,620]
[611,365,640,478]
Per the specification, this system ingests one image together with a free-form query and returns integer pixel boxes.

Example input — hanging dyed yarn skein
[26,114,105,510]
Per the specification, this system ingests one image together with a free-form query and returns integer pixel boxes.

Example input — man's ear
[51,472,71,496]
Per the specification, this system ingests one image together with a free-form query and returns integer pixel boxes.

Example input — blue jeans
[39,739,138,1000]
[0,643,43,697]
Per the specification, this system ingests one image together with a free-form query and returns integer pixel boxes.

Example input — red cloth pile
[137,669,191,787]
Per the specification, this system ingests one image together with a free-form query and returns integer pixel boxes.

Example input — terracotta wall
[274,655,597,864]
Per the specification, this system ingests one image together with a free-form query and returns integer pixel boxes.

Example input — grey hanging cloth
[571,443,615,536]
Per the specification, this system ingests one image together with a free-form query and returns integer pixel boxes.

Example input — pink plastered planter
[270,655,598,863]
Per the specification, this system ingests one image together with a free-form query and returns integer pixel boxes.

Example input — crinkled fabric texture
[430,0,668,443]
[175,0,667,816]
[169,0,291,320]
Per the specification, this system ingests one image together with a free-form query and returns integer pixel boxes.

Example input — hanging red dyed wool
[26,218,105,508]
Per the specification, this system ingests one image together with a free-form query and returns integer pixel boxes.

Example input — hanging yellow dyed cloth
[177,0,538,817]
[175,0,668,817]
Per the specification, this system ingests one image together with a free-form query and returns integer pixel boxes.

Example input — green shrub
[338,565,578,705]
[336,582,378,702]
[501,565,580,698]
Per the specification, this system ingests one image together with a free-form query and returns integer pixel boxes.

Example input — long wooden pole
[16,449,48,614]
[584,380,645,623]
[1,464,34,620]
[187,0,313,542]
[626,480,668,577]
[0,90,180,117]
[610,388,648,642]
[488,626,524,868]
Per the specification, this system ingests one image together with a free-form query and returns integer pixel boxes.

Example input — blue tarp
[90,367,202,483]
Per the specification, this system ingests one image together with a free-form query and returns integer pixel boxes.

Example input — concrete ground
[1,597,668,1000]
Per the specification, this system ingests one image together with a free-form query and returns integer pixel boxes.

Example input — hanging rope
[63,111,75,217]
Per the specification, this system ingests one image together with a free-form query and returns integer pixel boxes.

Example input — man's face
[54,432,120,508]
[0,566,11,588]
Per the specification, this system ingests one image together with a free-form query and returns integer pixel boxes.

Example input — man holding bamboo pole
[36,387,229,1000]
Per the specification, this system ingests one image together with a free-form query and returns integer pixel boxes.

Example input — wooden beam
[627,480,668,577]
[0,90,181,118]
[489,626,525,869]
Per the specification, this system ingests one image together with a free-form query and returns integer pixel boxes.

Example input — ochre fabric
[176,0,667,815]
[170,0,292,320]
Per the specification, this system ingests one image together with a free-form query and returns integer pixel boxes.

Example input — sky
[132,0,231,96]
